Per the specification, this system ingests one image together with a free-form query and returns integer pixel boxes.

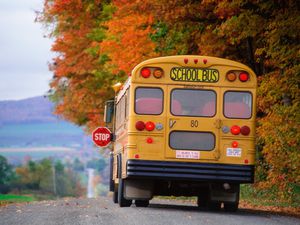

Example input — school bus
[104,55,256,211]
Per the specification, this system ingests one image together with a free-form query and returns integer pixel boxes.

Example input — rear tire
[208,202,221,211]
[135,200,149,207]
[113,184,118,203]
[224,202,239,212]
[197,188,209,209]
[118,178,132,207]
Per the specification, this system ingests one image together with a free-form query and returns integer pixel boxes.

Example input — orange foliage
[102,0,158,74]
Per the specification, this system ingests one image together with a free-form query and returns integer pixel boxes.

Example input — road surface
[0,197,299,225]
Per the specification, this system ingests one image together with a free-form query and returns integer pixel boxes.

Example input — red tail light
[145,121,155,131]
[232,141,239,148]
[231,125,240,135]
[141,68,151,78]
[135,121,145,131]
[239,72,249,82]
[241,126,250,135]
[146,137,153,144]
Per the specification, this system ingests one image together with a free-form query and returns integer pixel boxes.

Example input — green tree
[0,156,15,193]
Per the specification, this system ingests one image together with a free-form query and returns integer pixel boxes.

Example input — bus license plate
[176,150,200,159]
[226,148,242,157]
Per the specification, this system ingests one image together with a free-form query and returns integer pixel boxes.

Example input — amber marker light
[153,68,164,78]
[226,72,237,82]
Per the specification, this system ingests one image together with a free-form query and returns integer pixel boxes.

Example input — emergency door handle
[214,119,222,129]
[169,119,177,129]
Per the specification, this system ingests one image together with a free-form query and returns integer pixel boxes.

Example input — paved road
[0,197,299,225]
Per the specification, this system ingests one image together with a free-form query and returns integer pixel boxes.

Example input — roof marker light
[194,59,198,64]
[203,59,207,64]
[184,58,188,64]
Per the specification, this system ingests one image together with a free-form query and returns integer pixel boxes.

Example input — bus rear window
[135,87,163,115]
[171,89,216,117]
[170,131,215,151]
[224,91,252,119]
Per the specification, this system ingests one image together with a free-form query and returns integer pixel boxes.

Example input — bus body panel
[111,55,257,208]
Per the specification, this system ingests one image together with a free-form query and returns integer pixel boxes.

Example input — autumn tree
[38,0,116,131]
[39,0,299,200]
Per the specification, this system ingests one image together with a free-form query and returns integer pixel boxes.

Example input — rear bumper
[127,160,254,183]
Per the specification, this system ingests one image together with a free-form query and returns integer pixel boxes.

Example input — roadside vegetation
[0,155,109,205]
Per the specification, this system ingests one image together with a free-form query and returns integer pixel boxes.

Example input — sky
[0,1,54,101]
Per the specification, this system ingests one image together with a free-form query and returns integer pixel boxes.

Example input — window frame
[134,87,164,115]
[223,91,253,119]
[170,88,217,118]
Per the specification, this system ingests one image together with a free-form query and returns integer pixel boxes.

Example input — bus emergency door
[165,85,221,161]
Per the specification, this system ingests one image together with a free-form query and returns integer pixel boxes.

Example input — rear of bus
[114,55,256,210]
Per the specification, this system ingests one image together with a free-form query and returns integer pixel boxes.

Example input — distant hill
[0,96,60,124]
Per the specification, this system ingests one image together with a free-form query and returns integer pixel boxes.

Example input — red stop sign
[92,127,112,147]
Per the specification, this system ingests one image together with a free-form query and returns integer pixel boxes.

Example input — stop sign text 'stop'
[92,127,112,147]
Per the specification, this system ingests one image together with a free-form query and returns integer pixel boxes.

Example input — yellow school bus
[105,55,256,211]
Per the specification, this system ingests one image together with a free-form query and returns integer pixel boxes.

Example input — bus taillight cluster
[135,121,162,131]
[226,71,249,82]
[135,121,155,131]
[140,67,164,79]
[230,125,251,136]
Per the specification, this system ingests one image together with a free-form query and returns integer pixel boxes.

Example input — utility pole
[52,162,57,197]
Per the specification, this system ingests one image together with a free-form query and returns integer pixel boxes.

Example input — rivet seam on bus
[184,58,188,64]
[194,59,198,64]
[203,59,207,64]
